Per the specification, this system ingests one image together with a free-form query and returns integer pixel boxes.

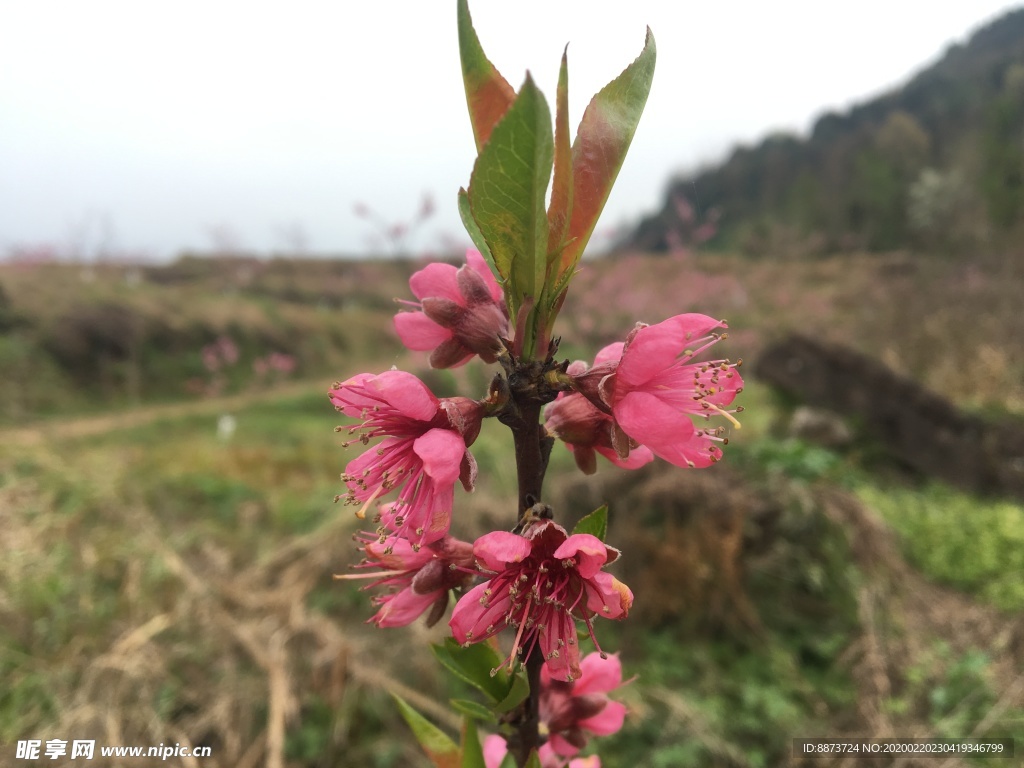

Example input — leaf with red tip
[546,47,573,264]
[560,28,656,280]
[457,0,515,152]
[393,694,461,768]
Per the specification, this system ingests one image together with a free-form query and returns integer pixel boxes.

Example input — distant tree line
[627,9,1024,257]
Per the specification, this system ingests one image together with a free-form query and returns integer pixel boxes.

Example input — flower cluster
[332,246,742,764]
[482,652,626,767]
[331,250,507,628]
[450,520,632,682]
[330,367,483,549]
[548,314,743,470]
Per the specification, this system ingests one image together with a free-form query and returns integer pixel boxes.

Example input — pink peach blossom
[571,314,743,468]
[394,249,509,368]
[449,521,632,682]
[482,735,600,768]
[338,534,475,628]
[330,370,481,547]
[541,653,627,757]
[545,358,653,475]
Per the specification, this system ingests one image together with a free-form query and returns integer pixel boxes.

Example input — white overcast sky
[1,1,1020,260]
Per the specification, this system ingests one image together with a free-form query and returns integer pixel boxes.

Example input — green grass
[857,482,1024,611]
[5,379,1024,765]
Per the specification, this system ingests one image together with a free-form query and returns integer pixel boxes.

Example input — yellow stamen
[354,483,386,520]
[709,403,742,429]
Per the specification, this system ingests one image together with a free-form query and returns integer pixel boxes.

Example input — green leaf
[573,504,608,541]
[450,698,497,723]
[499,753,516,768]
[458,187,500,282]
[432,638,512,703]
[493,666,530,713]
[559,28,656,282]
[468,74,553,328]
[392,694,460,768]
[524,750,543,768]
[546,47,573,265]
[457,0,515,153]
[461,717,487,768]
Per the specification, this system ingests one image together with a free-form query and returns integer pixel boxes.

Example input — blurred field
[2,249,1024,767]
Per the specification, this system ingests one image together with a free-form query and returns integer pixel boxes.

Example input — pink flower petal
[578,700,626,736]
[369,370,440,422]
[372,586,441,628]
[594,341,624,366]
[450,582,510,644]
[328,372,377,416]
[575,652,622,696]
[413,429,466,486]
[553,534,610,579]
[482,735,508,768]
[548,734,581,758]
[539,609,581,681]
[394,312,452,351]
[585,572,632,619]
[615,390,719,468]
[364,538,434,570]
[595,444,654,470]
[473,531,532,572]
[465,248,504,304]
[409,262,463,303]
[617,314,726,391]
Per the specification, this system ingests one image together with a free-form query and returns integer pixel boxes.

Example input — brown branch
[498,351,560,767]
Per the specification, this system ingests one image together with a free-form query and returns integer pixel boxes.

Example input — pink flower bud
[541,653,627,757]
[394,249,509,368]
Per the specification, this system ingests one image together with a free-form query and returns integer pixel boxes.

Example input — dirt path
[2,379,330,448]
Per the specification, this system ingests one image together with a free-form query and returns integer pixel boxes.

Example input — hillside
[2,249,1023,766]
[626,8,1024,256]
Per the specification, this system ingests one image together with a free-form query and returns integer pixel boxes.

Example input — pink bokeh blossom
[482,735,600,768]
[541,652,627,757]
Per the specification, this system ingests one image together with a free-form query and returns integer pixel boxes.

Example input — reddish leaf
[393,694,461,768]
[458,0,515,152]
[560,28,656,279]
[546,46,573,264]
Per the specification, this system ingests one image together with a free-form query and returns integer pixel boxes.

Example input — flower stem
[499,354,557,767]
